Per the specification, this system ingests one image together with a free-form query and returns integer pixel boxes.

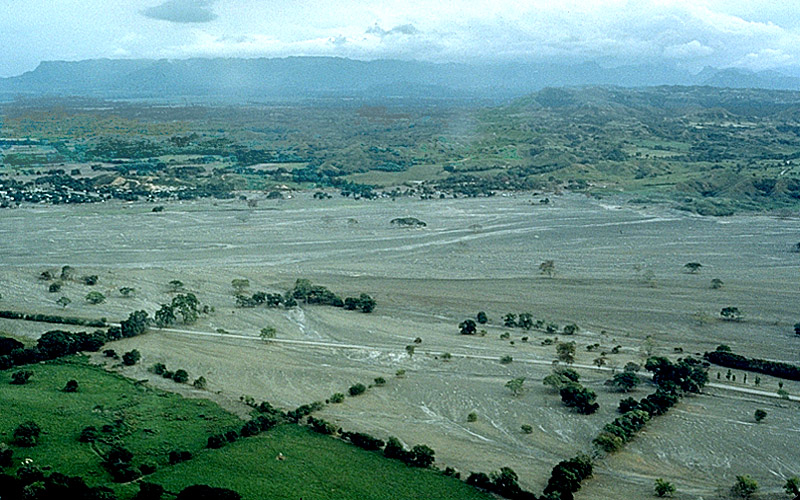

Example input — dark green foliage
[307,416,337,435]
[731,475,758,498]
[168,450,192,465]
[49,282,62,293]
[605,371,640,392]
[0,336,24,356]
[82,275,99,286]
[151,363,167,375]
[122,350,141,366]
[291,279,344,307]
[503,313,517,327]
[467,472,492,490]
[476,311,488,324]
[383,437,409,461]
[543,454,593,500]
[286,401,324,423]
[63,379,79,392]
[593,410,650,453]
[171,293,200,324]
[135,482,164,500]
[0,444,12,468]
[172,369,189,384]
[720,306,742,321]
[154,304,176,328]
[645,356,708,393]
[795,322,800,335]
[459,319,477,335]
[329,392,345,403]
[754,409,767,422]
[517,313,533,330]
[348,383,367,396]
[618,397,639,413]
[704,349,800,381]
[11,370,33,384]
[192,376,207,389]
[13,421,41,447]
[407,445,435,468]
[79,426,99,443]
[654,478,675,497]
[341,431,384,451]
[373,377,386,386]
[176,485,242,500]
[120,310,149,338]
[559,383,599,414]
[103,447,140,482]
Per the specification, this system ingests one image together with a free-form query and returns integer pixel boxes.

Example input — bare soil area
[1,192,798,497]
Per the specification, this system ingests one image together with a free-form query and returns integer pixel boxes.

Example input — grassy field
[0,356,242,485]
[149,424,492,500]
[0,356,494,499]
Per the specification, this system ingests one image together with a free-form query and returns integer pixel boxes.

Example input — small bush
[14,421,42,447]
[467,412,478,422]
[499,355,513,364]
[63,379,79,392]
[348,383,367,397]
[192,376,207,389]
[11,370,33,385]
[172,369,189,384]
[373,377,386,386]
[122,350,141,366]
[329,392,345,403]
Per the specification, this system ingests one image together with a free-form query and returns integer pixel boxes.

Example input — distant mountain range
[2,57,800,103]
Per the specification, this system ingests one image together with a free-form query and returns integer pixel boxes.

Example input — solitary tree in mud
[85,291,105,304]
[476,311,488,324]
[720,306,742,322]
[260,327,276,341]
[539,260,555,277]
[505,377,526,397]
[556,341,576,364]
[654,478,675,497]
[731,475,758,498]
[459,319,477,335]
[684,262,702,274]
[155,304,176,328]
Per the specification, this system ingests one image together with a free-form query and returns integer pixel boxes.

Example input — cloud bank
[2,0,800,77]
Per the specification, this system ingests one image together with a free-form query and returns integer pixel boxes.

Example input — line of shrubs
[704,346,800,381]
[0,310,107,327]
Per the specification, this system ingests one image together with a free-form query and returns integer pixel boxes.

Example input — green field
[149,424,492,500]
[0,356,493,499]
[1,356,242,485]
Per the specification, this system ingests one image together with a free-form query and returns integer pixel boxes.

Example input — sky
[1,0,799,77]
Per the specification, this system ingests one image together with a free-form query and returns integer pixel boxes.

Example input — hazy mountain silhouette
[2,57,799,103]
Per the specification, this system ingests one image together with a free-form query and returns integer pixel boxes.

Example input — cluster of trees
[466,467,537,499]
[704,346,800,381]
[0,310,106,328]
[645,356,709,393]
[542,367,598,414]
[0,330,105,371]
[235,291,294,309]
[0,467,119,500]
[502,313,571,334]
[289,279,375,313]
[150,363,197,385]
[208,401,284,450]
[154,294,203,328]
